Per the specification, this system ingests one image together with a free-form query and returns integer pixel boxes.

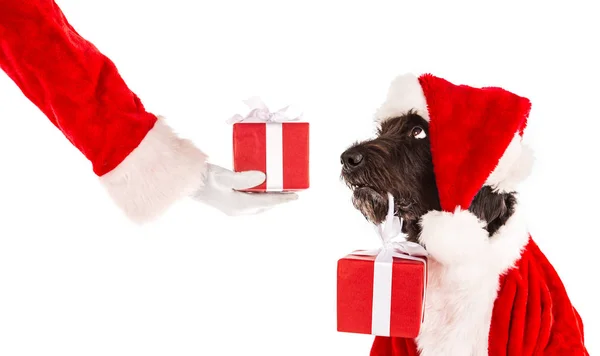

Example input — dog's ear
[469,186,516,236]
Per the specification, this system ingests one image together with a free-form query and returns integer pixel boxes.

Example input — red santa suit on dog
[369,74,588,355]
[0,0,296,222]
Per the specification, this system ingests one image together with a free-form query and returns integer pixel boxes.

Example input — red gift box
[233,122,309,192]
[229,98,309,192]
[337,251,427,338]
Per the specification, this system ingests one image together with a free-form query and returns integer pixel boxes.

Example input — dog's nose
[341,149,364,169]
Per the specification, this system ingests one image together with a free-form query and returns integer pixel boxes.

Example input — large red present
[229,97,309,192]
[337,195,428,338]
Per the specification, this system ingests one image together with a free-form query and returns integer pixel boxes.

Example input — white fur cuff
[418,208,491,266]
[100,118,208,223]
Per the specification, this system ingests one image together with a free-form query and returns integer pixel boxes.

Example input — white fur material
[374,73,430,123]
[485,134,535,193]
[100,117,208,223]
[416,202,529,356]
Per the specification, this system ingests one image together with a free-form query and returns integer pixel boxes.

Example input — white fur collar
[415,200,529,356]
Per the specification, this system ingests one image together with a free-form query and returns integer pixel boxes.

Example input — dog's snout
[341,149,364,170]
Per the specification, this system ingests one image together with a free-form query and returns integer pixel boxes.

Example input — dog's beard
[342,172,422,239]
[350,186,389,225]
[345,179,411,222]
[357,186,415,215]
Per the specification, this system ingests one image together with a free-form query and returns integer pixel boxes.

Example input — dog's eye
[411,126,426,139]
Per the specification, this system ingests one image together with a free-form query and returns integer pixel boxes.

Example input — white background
[1,0,598,355]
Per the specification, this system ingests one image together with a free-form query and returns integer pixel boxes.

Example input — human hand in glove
[192,164,298,216]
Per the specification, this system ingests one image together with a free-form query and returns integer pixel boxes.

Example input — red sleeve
[370,336,419,356]
[0,0,156,176]
[488,239,588,356]
[0,0,207,223]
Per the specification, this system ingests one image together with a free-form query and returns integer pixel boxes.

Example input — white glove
[192,163,298,215]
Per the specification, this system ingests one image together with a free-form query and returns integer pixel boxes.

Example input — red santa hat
[374,73,534,265]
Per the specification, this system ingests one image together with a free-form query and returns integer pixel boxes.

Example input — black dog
[340,74,588,356]
[340,110,516,243]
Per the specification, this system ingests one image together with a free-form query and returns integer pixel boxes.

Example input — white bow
[352,193,429,261]
[227,96,302,124]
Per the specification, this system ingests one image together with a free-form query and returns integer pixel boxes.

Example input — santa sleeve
[488,240,589,356]
[370,336,419,356]
[0,0,208,223]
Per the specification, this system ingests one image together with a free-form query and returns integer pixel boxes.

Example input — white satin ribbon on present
[227,96,303,124]
[227,97,302,191]
[350,193,428,336]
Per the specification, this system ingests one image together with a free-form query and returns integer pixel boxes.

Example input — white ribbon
[350,193,428,337]
[226,96,302,124]
[228,97,302,191]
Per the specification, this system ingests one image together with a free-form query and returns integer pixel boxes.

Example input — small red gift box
[337,251,427,338]
[337,196,427,338]
[229,98,309,192]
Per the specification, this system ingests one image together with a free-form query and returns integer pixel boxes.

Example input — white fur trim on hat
[415,201,529,355]
[418,203,529,271]
[374,73,430,123]
[100,117,208,223]
[418,208,490,266]
[485,134,534,193]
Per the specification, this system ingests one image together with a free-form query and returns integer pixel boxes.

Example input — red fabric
[232,122,309,191]
[337,255,426,338]
[371,337,419,356]
[417,74,531,212]
[488,238,588,356]
[0,0,157,176]
[369,237,588,356]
